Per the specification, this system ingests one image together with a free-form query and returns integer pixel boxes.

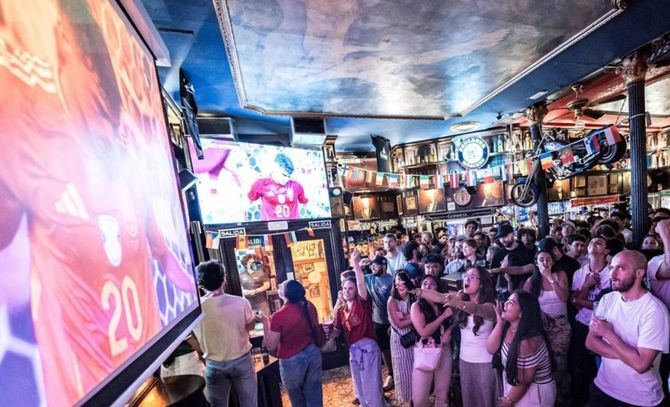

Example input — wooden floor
[280,365,402,406]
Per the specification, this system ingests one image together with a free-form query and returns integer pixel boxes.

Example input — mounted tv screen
[189,138,331,224]
[0,0,199,405]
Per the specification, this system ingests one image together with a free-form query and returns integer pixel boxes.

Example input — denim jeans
[349,338,384,407]
[204,353,257,407]
[279,344,323,407]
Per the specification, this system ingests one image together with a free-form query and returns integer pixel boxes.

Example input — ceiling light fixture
[450,121,481,132]
[529,90,548,100]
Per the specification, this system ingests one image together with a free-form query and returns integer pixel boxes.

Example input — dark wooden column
[619,52,648,248]
[525,104,549,238]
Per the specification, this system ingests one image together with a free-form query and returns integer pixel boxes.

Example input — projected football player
[0,1,196,405]
[239,254,271,318]
[248,153,308,220]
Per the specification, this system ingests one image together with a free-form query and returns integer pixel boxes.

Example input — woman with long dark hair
[448,266,499,407]
[410,275,453,407]
[523,249,570,405]
[261,280,323,407]
[387,271,416,406]
[486,291,556,407]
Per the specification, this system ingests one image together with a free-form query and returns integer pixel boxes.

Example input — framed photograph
[608,173,621,194]
[352,196,380,220]
[406,196,417,211]
[396,194,404,216]
[418,189,447,214]
[587,175,608,196]
[574,175,587,188]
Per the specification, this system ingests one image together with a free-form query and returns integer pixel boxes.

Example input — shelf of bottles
[390,129,536,179]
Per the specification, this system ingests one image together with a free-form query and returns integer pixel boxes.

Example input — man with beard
[384,233,406,275]
[364,256,395,392]
[586,250,669,407]
[490,224,533,269]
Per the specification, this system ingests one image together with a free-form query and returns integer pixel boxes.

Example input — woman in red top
[262,280,323,407]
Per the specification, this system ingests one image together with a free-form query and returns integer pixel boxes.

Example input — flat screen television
[0,0,200,405]
[189,138,332,224]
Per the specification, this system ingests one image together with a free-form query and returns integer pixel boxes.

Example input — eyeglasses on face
[464,274,480,281]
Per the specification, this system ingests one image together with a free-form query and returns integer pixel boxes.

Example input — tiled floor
[280,365,402,406]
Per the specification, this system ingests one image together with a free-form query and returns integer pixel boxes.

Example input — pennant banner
[375,172,385,186]
[449,172,460,189]
[389,173,399,188]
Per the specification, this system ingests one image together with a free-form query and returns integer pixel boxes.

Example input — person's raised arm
[410,302,451,338]
[445,293,496,321]
[350,248,368,301]
[490,264,535,276]
[486,302,505,354]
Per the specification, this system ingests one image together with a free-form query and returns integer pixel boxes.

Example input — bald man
[586,250,670,407]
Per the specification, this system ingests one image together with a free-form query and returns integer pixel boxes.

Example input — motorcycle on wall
[510,125,627,207]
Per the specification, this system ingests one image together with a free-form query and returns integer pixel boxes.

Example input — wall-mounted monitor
[0,0,199,405]
[189,138,331,224]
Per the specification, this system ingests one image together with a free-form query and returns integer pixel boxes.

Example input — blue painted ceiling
[142,0,670,152]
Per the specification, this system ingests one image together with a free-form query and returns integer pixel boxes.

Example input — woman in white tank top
[524,249,570,405]
[449,266,499,407]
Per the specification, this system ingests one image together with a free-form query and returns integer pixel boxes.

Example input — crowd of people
[174,206,670,407]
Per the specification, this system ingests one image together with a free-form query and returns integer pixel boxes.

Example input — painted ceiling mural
[216,0,613,118]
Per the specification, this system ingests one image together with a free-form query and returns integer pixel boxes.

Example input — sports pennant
[436,174,445,187]
[351,168,361,181]
[449,172,460,189]
[604,126,622,146]
[389,173,399,188]
[307,227,315,237]
[559,146,574,165]
[284,231,298,246]
[540,151,553,170]
[375,172,384,186]
[585,134,600,155]
[419,175,430,189]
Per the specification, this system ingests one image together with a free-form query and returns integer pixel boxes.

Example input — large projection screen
[0,0,200,405]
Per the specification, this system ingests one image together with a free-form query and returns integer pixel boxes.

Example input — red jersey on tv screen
[248,178,308,220]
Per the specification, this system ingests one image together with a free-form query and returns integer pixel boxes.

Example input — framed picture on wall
[587,175,608,196]
[406,196,417,211]
[608,173,621,194]
[574,175,587,188]
[396,194,404,216]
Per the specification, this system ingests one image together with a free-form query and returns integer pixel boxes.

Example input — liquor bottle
[261,346,270,364]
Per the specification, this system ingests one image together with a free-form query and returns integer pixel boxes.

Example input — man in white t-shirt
[646,219,670,401]
[192,261,258,407]
[569,235,612,406]
[586,250,670,406]
[384,233,406,275]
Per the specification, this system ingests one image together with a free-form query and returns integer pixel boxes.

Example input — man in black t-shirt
[490,224,533,269]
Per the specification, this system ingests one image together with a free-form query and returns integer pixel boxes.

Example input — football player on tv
[248,152,308,220]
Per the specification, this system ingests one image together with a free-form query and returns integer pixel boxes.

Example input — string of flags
[341,127,623,190]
